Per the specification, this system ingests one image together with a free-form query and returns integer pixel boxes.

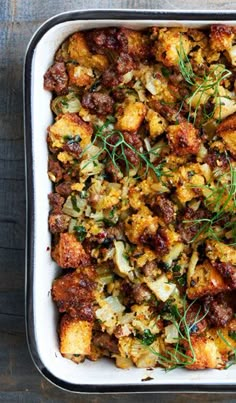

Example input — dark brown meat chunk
[48,192,65,214]
[105,223,126,241]
[124,148,140,166]
[105,161,123,182]
[124,132,143,151]
[148,194,175,224]
[116,53,136,74]
[203,293,234,327]
[111,88,126,103]
[205,149,228,169]
[213,261,236,289]
[141,260,157,277]
[81,92,114,115]
[86,28,127,54]
[151,100,186,124]
[52,270,96,322]
[140,228,169,256]
[101,69,122,88]
[132,284,151,304]
[177,207,212,243]
[63,141,82,159]
[44,62,68,95]
[92,331,119,354]
[48,159,64,182]
[55,181,72,197]
[48,214,70,233]
[185,303,207,334]
[120,280,135,306]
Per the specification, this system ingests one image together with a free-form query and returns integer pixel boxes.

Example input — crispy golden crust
[209,24,234,52]
[51,233,90,269]
[185,335,223,369]
[217,113,236,156]
[187,260,230,299]
[166,122,201,156]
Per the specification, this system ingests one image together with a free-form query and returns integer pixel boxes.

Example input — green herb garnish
[139,299,209,370]
[178,35,232,124]
[138,329,157,346]
[74,225,87,242]
[71,195,80,212]
[229,331,236,342]
[82,117,170,181]
[184,156,236,245]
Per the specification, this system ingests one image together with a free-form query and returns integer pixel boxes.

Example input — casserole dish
[24,10,236,393]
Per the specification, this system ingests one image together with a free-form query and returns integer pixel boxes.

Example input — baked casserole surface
[44,25,236,370]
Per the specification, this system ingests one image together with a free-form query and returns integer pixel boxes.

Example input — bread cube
[48,113,92,150]
[60,315,92,355]
[51,233,90,269]
[187,260,229,299]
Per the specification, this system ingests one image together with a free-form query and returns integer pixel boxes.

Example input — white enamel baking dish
[24,10,236,393]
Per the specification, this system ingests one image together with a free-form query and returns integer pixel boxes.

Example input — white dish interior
[30,16,236,387]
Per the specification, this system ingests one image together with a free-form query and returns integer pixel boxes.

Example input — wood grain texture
[1,0,236,401]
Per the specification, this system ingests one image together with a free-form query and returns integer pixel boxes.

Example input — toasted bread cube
[67,64,94,87]
[51,233,90,269]
[209,318,236,356]
[206,240,236,265]
[209,24,234,52]
[146,109,167,138]
[68,32,108,71]
[60,315,92,355]
[116,101,146,132]
[216,112,236,156]
[187,260,229,299]
[186,335,223,369]
[48,113,92,150]
[125,206,159,244]
[120,28,149,58]
[154,28,191,67]
[167,122,201,156]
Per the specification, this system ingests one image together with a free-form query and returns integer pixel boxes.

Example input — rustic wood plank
[1,0,236,401]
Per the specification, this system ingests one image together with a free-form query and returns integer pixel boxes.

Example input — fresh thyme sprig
[178,35,232,124]
[183,156,236,244]
[81,117,170,181]
[139,298,209,369]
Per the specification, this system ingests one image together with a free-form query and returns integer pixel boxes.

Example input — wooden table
[1,0,236,401]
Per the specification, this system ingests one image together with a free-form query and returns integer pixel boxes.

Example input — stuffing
[206,240,236,265]
[51,233,90,268]
[209,25,234,52]
[166,122,201,156]
[146,109,168,138]
[175,163,206,204]
[187,260,229,299]
[68,32,108,71]
[67,64,94,87]
[125,206,159,244]
[154,28,191,67]
[216,112,236,156]
[46,25,236,371]
[116,100,146,132]
[185,335,223,369]
[60,315,92,355]
[121,28,150,58]
[48,113,93,150]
